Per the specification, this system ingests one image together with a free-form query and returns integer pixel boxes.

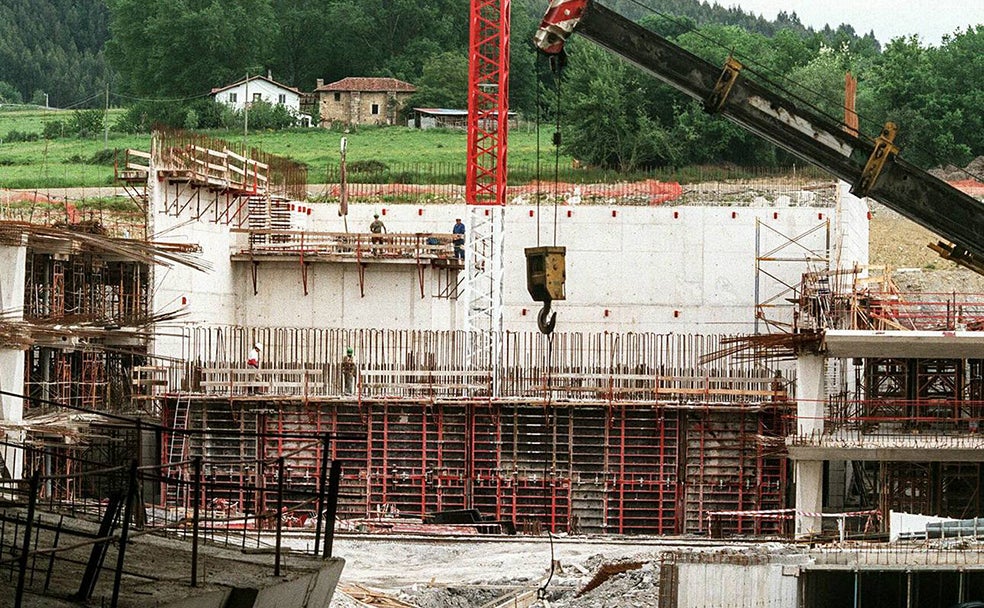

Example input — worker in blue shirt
[452,218,465,259]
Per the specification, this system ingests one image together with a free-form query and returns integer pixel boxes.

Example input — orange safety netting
[949,179,984,197]
[0,190,80,222]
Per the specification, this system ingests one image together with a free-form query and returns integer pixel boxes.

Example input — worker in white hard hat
[342,347,356,395]
[246,343,262,395]
[248,343,261,369]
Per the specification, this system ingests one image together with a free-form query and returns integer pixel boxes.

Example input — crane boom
[535,0,984,262]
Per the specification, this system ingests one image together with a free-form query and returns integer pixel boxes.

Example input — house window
[253,93,262,102]
[371,103,380,115]
[334,92,341,102]
[278,94,286,104]
[228,92,237,103]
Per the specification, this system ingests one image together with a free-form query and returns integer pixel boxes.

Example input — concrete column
[795,353,825,536]
[0,241,27,480]
[796,353,825,436]
[794,460,823,536]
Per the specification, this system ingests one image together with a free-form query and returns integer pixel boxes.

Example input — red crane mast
[466,0,511,206]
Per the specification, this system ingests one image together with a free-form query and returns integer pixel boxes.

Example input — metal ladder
[165,393,191,507]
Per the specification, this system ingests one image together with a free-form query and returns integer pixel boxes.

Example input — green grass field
[0,107,570,189]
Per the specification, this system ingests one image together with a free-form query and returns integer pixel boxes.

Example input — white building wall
[215,78,301,113]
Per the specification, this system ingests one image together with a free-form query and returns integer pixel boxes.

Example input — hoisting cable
[551,55,563,247]
[537,331,557,600]
[537,530,557,601]
[535,56,543,248]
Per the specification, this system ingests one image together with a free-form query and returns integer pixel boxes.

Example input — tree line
[0,0,980,171]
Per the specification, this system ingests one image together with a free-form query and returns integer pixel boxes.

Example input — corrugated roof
[317,77,416,93]
[414,108,517,117]
[414,108,468,116]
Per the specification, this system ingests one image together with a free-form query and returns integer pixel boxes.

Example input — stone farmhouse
[313,77,416,127]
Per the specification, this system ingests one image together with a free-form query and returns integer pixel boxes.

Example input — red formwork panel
[684,409,787,536]
[605,405,680,535]
[366,402,468,517]
[196,399,787,536]
[472,474,571,533]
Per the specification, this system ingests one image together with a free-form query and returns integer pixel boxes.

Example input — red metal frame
[466,0,510,206]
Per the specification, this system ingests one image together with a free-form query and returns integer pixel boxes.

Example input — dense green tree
[559,43,685,170]
[406,52,469,110]
[1,0,979,171]
[0,81,22,103]
[927,26,984,164]
[105,0,276,97]
[269,0,332,89]
[0,0,111,107]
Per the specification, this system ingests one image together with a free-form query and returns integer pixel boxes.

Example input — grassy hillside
[0,108,567,189]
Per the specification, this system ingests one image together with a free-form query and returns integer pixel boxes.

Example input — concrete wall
[162,558,344,608]
[149,182,240,360]
[670,559,803,607]
[151,181,869,355]
[0,242,26,479]
[833,182,870,272]
[233,262,460,330]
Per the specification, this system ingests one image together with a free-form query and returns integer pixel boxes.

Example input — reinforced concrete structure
[6,131,984,607]
[127,131,868,537]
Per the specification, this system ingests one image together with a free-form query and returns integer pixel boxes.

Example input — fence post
[14,470,40,608]
[323,460,342,559]
[313,433,330,557]
[110,460,138,608]
[191,456,202,587]
[274,457,285,577]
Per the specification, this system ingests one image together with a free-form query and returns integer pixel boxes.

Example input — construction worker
[342,347,356,395]
[369,213,386,255]
[452,218,465,259]
[247,343,261,395]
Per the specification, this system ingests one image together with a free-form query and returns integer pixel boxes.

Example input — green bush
[3,130,39,142]
[89,148,117,165]
[0,81,23,104]
[43,120,68,139]
[227,100,297,131]
[349,159,388,173]
[184,108,199,130]
[114,99,240,133]
[63,148,120,165]
[70,109,104,138]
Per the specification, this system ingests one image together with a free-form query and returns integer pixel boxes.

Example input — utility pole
[339,137,349,233]
[244,72,250,150]
[104,85,110,149]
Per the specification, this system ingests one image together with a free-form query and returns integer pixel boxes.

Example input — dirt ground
[306,535,743,608]
[869,201,984,294]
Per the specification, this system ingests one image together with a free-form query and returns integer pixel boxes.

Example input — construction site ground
[310,534,759,608]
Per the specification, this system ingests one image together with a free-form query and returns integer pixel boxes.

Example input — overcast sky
[726,1,983,45]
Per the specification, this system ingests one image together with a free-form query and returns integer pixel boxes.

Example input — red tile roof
[317,77,416,93]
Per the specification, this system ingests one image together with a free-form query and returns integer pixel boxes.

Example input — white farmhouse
[210,74,309,124]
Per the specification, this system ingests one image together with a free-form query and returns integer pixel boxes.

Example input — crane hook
[537,300,557,335]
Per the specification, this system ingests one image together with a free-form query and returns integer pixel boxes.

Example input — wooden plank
[480,589,538,608]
